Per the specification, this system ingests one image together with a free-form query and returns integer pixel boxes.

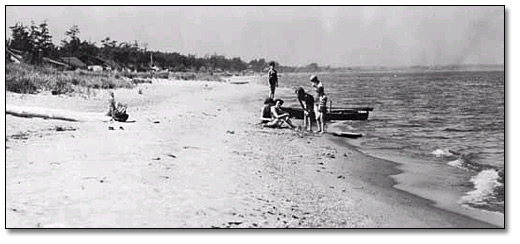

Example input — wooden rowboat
[281,107,373,121]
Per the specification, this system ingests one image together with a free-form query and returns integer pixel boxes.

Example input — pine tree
[37,21,54,57]
[61,25,81,56]
[9,22,31,51]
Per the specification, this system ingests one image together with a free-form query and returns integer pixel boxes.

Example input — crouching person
[295,87,314,131]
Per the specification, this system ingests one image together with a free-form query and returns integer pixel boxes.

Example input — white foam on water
[447,158,466,170]
[432,148,454,157]
[461,169,502,205]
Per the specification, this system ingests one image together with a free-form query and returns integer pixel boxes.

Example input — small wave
[420,135,452,140]
[446,153,484,172]
[398,123,424,128]
[447,158,465,169]
[461,169,504,213]
[432,148,456,157]
[443,128,476,132]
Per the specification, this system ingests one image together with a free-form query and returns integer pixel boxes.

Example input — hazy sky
[6,6,504,66]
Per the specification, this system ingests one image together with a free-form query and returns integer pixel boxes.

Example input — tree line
[7,21,308,72]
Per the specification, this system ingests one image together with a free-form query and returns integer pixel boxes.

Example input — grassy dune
[6,63,135,94]
[6,63,227,95]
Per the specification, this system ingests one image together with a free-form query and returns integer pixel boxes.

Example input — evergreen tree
[9,22,31,51]
[61,25,81,56]
[37,21,54,57]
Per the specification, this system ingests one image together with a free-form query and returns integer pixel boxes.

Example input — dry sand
[5,77,499,228]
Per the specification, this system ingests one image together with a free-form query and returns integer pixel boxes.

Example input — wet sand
[6,78,499,228]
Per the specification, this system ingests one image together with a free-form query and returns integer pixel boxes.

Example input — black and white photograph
[5,5,505,229]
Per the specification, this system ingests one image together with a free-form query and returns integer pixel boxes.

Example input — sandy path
[6,79,498,228]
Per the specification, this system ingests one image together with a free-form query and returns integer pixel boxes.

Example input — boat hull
[281,107,372,121]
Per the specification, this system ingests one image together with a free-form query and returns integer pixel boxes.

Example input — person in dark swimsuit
[268,62,278,99]
[260,98,275,123]
[295,87,314,131]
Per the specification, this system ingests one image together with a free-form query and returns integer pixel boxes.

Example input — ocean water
[273,70,504,215]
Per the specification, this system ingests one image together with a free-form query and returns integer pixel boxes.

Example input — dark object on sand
[113,111,129,122]
[229,81,249,85]
[54,126,76,132]
[282,107,373,121]
[332,131,363,138]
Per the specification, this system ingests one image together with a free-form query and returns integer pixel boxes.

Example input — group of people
[260,62,328,133]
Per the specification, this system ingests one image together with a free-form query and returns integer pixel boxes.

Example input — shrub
[153,72,169,79]
[71,77,80,85]
[101,78,115,89]
[6,76,39,94]
[49,77,74,95]
[132,78,153,84]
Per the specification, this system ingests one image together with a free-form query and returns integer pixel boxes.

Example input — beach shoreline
[5,77,501,228]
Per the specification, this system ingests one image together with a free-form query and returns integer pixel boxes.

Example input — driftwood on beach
[6,105,111,122]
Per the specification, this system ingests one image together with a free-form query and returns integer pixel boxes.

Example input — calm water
[275,70,504,214]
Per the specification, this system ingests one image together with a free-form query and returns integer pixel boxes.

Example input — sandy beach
[5,77,500,228]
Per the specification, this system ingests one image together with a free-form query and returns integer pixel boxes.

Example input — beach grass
[118,70,228,82]
[6,63,134,94]
[6,63,231,95]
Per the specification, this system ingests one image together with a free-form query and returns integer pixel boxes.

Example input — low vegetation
[6,63,230,95]
[6,63,134,94]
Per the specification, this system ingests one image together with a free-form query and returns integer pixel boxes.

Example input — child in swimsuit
[268,62,278,99]
[315,87,327,133]
[310,75,324,98]
[260,98,275,123]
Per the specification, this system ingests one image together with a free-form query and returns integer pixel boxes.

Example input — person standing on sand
[107,91,117,119]
[315,87,328,133]
[295,87,314,131]
[310,75,324,98]
[268,62,278,99]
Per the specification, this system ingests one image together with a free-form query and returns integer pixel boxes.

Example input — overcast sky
[6,6,504,67]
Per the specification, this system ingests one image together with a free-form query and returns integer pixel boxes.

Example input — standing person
[268,62,278,99]
[295,87,314,131]
[309,75,324,98]
[107,91,117,119]
[315,87,328,133]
